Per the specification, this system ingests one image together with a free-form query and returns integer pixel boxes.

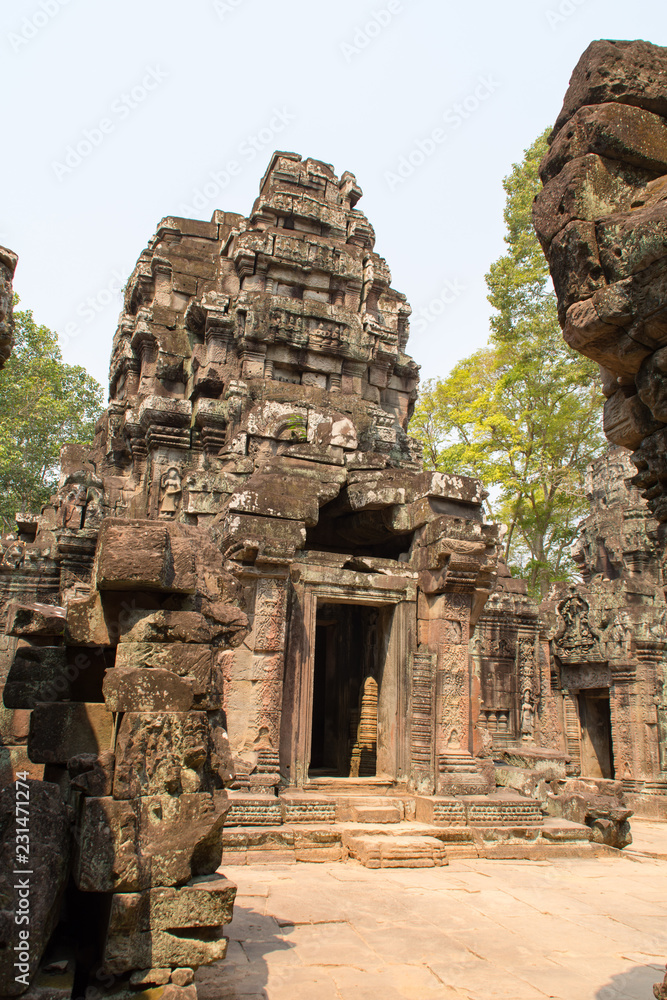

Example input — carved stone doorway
[282,569,416,789]
[309,603,382,779]
[578,688,614,779]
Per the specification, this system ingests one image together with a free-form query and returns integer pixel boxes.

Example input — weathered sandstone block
[102,665,195,712]
[73,792,229,892]
[102,875,236,973]
[28,703,113,764]
[113,711,226,798]
[0,781,70,996]
[6,603,65,638]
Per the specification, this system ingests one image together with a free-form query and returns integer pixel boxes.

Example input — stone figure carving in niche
[518,637,538,740]
[1,539,24,570]
[83,486,105,529]
[554,591,600,658]
[443,619,462,644]
[606,612,632,655]
[520,691,535,740]
[360,255,374,313]
[498,634,514,659]
[159,467,182,518]
[645,605,667,641]
[60,483,87,530]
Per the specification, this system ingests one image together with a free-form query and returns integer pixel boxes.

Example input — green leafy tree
[0,307,105,530]
[411,131,605,596]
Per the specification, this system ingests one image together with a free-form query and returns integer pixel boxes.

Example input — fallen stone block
[65,591,148,646]
[113,711,219,798]
[129,968,171,987]
[114,642,213,694]
[67,751,115,797]
[102,665,195,712]
[3,647,69,708]
[119,607,249,647]
[95,519,195,593]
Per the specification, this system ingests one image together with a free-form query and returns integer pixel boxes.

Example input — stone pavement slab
[626,819,667,858]
[195,831,667,999]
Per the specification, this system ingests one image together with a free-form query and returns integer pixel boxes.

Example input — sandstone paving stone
[277,920,384,971]
[255,886,360,926]
[425,958,545,1000]
[225,907,286,945]
[254,966,341,1000]
[339,920,477,968]
[209,853,667,1000]
[512,962,616,1000]
[556,910,664,952]
[627,820,667,857]
[329,964,455,1000]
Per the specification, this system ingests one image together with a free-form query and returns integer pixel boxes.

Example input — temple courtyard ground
[195,821,667,1000]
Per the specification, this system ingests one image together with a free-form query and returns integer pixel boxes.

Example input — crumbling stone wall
[534,39,667,531]
[534,39,667,818]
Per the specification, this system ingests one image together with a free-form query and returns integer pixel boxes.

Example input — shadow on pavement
[195,902,294,1000]
[596,962,666,1000]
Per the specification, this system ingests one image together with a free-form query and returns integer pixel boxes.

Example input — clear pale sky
[3,0,667,394]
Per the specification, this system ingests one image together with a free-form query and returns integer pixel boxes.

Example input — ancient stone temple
[3,151,617,996]
[96,151,505,807]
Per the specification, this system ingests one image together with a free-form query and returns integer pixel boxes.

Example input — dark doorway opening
[309,602,385,778]
[578,688,615,779]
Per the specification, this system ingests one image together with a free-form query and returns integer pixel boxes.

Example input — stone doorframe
[281,561,417,788]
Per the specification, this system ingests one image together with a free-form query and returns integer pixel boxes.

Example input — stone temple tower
[2,153,602,996]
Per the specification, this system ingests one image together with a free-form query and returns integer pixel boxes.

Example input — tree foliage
[411,131,605,596]
[0,307,105,530]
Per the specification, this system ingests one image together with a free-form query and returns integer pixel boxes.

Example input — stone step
[416,796,467,826]
[219,818,594,865]
[306,777,396,795]
[471,818,593,860]
[344,833,449,869]
[333,796,405,823]
[226,793,282,827]
[346,804,402,823]
[461,795,543,826]
[226,790,544,828]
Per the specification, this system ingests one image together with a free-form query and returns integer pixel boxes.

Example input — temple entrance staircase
[221,781,595,867]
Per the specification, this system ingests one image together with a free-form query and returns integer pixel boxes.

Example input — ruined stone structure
[2,152,613,996]
[534,39,667,823]
[0,245,17,369]
[534,39,667,535]
[541,446,666,819]
[4,40,667,991]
